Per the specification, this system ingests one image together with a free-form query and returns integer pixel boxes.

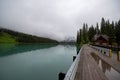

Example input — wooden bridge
[63,44,120,80]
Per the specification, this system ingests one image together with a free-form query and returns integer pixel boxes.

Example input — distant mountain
[64,37,76,42]
[0,27,58,43]
[60,37,76,44]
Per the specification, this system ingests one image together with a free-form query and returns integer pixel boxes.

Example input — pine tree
[96,23,100,34]
[82,23,86,43]
[76,31,80,45]
[115,20,120,48]
[88,25,95,42]
[100,18,106,34]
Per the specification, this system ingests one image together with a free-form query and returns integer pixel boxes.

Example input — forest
[0,27,58,43]
[76,18,120,46]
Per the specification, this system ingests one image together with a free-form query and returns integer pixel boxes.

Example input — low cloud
[0,0,120,41]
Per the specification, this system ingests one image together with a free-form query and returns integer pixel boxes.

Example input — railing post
[58,72,65,80]
[73,56,76,61]
[117,51,120,61]
[109,49,112,57]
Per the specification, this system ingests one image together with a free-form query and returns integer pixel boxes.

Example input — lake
[0,44,77,80]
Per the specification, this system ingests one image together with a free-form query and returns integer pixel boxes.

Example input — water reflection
[0,44,76,80]
[0,44,57,57]
[91,53,120,80]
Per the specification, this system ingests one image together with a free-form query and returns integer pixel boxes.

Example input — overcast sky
[0,0,120,41]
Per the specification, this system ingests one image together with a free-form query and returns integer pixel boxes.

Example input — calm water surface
[0,44,77,80]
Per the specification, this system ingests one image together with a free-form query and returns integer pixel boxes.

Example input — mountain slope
[0,27,58,43]
[0,32,17,43]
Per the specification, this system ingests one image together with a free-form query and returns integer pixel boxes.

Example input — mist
[0,0,120,41]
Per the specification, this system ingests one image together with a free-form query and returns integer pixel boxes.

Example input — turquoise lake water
[0,44,76,80]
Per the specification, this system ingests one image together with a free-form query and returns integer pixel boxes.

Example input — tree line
[76,18,120,46]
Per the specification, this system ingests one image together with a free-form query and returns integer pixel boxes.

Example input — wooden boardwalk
[91,46,120,73]
[64,44,120,80]
[74,45,110,80]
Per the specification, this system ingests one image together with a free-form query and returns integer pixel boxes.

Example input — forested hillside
[0,27,58,43]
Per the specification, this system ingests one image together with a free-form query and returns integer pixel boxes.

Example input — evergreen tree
[80,29,82,43]
[76,31,80,45]
[88,25,95,42]
[100,18,106,34]
[96,23,100,34]
[82,23,89,43]
[85,23,89,42]
[115,20,120,47]
[82,23,86,43]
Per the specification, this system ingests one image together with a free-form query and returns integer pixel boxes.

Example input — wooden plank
[90,46,120,73]
[74,45,109,80]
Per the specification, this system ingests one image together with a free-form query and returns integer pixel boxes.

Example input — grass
[0,32,17,43]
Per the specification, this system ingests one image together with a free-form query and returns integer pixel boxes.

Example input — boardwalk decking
[74,45,109,80]
[64,44,120,80]
[90,46,120,73]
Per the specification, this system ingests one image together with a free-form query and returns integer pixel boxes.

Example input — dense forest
[76,18,120,46]
[0,27,58,43]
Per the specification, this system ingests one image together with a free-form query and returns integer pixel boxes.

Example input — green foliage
[76,31,80,45]
[100,18,106,34]
[82,23,88,43]
[88,25,96,42]
[115,20,120,45]
[96,23,100,34]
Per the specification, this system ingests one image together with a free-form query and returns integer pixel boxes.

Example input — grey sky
[0,0,120,41]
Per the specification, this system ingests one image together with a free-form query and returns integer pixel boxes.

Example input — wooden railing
[64,47,83,80]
